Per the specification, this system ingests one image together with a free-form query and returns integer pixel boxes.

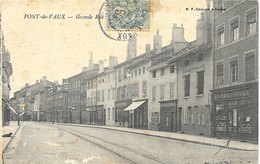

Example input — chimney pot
[146,44,151,55]
[153,30,162,54]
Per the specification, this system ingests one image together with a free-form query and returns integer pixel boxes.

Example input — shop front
[115,99,132,127]
[212,82,258,142]
[124,100,148,129]
[96,105,104,125]
[159,100,177,132]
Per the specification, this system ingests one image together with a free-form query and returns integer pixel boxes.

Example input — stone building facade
[211,0,258,142]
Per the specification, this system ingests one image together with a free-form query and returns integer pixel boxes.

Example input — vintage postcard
[1,0,258,163]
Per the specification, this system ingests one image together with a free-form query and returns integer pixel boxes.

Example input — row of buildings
[1,13,13,126]
[10,0,258,142]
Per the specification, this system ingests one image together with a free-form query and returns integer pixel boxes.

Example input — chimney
[153,29,162,54]
[88,53,94,70]
[196,12,208,45]
[36,80,39,84]
[171,23,186,44]
[109,56,118,69]
[82,67,88,72]
[99,60,104,73]
[25,83,29,87]
[126,37,137,60]
[146,44,151,56]
[42,76,47,81]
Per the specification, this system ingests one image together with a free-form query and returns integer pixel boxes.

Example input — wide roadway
[3,122,258,164]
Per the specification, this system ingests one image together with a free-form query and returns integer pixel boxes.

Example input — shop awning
[124,101,146,111]
[19,111,25,117]
[7,104,18,115]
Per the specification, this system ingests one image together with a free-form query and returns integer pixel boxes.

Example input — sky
[1,0,207,97]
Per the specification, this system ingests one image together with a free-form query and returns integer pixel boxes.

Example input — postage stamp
[106,0,149,31]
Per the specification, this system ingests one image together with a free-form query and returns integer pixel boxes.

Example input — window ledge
[196,94,204,97]
[184,96,190,99]
[216,33,258,51]
[230,81,239,85]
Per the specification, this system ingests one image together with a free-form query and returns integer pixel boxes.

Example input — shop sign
[214,88,252,100]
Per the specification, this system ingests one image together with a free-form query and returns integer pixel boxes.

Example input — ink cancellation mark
[98,2,139,41]
[106,0,149,31]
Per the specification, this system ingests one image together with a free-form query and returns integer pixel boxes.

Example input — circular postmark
[98,0,150,41]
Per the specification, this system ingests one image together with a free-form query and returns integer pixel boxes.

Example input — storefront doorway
[212,83,258,142]
[159,100,177,132]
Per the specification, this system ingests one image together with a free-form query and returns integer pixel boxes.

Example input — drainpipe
[211,1,216,138]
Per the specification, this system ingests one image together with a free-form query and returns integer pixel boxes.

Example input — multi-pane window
[135,70,137,76]
[161,68,165,76]
[142,81,147,97]
[139,68,141,75]
[230,59,238,83]
[152,86,156,102]
[112,107,115,121]
[121,86,126,99]
[160,85,164,100]
[112,88,115,100]
[132,83,139,98]
[108,89,110,100]
[188,106,192,124]
[143,67,145,74]
[170,83,174,99]
[246,9,257,36]
[170,65,175,73]
[152,71,156,78]
[230,18,239,42]
[216,63,224,86]
[107,108,110,121]
[197,71,204,95]
[245,52,255,81]
[217,26,224,47]
[184,75,190,97]
[117,87,121,101]
[97,91,101,102]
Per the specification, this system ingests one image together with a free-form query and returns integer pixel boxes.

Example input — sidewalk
[2,121,20,152]
[53,122,258,151]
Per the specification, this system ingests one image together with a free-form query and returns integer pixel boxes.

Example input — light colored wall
[147,63,178,129]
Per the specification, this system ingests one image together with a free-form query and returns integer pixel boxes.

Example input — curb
[41,122,258,152]
[2,124,21,153]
